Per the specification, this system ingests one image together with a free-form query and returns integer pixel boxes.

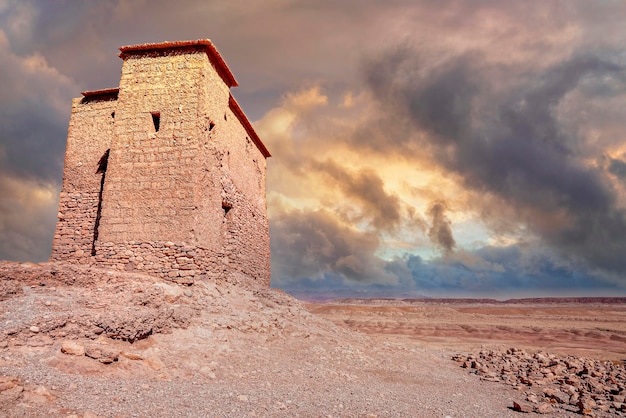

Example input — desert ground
[305,298,626,363]
[0,261,625,417]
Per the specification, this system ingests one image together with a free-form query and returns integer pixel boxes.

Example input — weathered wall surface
[210,103,270,286]
[50,95,116,263]
[98,50,214,243]
[51,42,270,288]
[192,55,271,286]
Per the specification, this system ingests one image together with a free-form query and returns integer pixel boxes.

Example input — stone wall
[99,50,217,243]
[51,93,116,262]
[51,41,271,289]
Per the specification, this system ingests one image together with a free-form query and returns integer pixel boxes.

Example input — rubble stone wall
[209,104,270,286]
[50,96,116,262]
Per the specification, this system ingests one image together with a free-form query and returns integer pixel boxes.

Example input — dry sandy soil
[306,299,626,363]
[0,261,624,417]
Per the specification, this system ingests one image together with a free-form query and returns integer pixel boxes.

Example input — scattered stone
[0,375,19,392]
[454,348,626,416]
[61,340,85,356]
[120,351,143,360]
[85,345,119,364]
[525,393,539,403]
[199,366,215,376]
[0,384,24,401]
[543,387,569,404]
[534,402,554,414]
[174,277,194,286]
[512,400,533,413]
[27,335,54,347]
[29,326,40,333]
[31,385,55,402]
[577,397,596,415]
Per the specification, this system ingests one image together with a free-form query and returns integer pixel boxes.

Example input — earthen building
[50,39,271,287]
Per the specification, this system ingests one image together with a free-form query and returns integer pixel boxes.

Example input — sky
[1,0,626,299]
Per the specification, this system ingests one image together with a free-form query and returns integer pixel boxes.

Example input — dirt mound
[0,261,572,417]
[0,262,195,344]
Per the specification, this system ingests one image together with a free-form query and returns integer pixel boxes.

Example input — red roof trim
[81,88,119,97]
[229,95,271,158]
[118,39,238,88]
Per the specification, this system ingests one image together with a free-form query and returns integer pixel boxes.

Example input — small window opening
[111,112,115,119]
[209,122,215,131]
[222,201,232,216]
[151,112,160,132]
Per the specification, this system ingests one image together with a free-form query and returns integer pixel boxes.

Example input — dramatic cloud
[0,173,59,262]
[311,160,402,232]
[363,45,626,279]
[608,156,626,183]
[270,208,398,286]
[2,1,626,297]
[427,201,455,255]
[0,26,75,261]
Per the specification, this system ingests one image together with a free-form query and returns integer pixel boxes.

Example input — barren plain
[306,298,626,363]
[0,261,625,417]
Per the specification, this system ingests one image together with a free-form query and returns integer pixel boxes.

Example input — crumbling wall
[50,95,116,263]
[209,103,270,286]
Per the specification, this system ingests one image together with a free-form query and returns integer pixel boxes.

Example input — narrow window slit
[151,112,160,132]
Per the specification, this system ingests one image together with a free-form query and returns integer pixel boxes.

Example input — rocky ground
[453,349,626,416]
[0,261,624,417]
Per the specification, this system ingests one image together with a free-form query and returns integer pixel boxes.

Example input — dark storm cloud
[426,201,455,254]
[311,159,402,232]
[0,18,76,262]
[270,208,397,285]
[393,244,623,298]
[0,176,58,262]
[268,202,608,297]
[0,0,410,120]
[277,240,622,298]
[608,156,626,183]
[2,0,626,296]
[363,45,626,277]
[0,101,67,181]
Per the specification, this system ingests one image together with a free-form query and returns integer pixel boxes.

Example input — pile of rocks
[453,348,626,415]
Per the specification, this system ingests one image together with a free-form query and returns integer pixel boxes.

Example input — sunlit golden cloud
[2,0,626,297]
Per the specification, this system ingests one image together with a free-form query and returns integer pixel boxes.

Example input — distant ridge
[502,297,626,304]
[319,297,626,305]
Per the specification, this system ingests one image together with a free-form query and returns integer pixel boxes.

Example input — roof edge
[118,39,238,88]
[81,88,119,98]
[229,95,271,159]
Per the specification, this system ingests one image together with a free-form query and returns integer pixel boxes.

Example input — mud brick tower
[50,40,271,287]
